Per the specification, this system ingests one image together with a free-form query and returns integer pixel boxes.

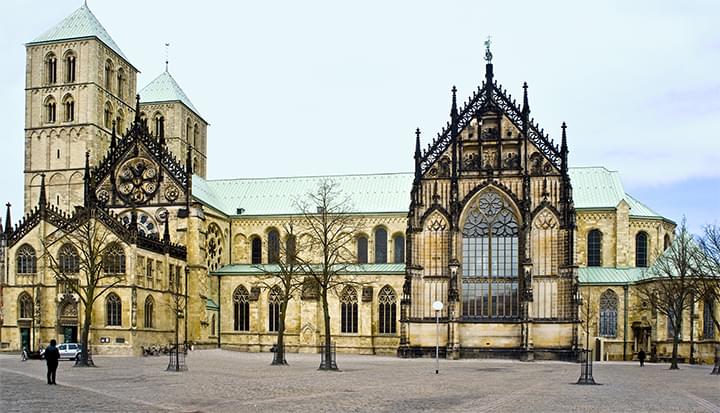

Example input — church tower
[24,3,138,212]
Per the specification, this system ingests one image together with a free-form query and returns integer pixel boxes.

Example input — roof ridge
[203,171,414,183]
[139,70,203,119]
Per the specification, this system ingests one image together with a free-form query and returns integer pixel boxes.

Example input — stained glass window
[341,287,358,333]
[599,289,618,337]
[233,286,250,331]
[587,230,602,267]
[374,228,387,264]
[635,232,648,268]
[378,286,397,334]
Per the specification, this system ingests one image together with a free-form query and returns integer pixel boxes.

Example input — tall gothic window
[356,236,368,264]
[104,60,113,90]
[63,95,75,122]
[664,234,671,251]
[285,235,297,264]
[378,286,397,334]
[144,296,154,328]
[46,53,57,84]
[233,286,250,331]
[65,52,76,83]
[16,244,37,274]
[374,227,387,264]
[46,97,57,123]
[461,191,519,319]
[116,109,124,132]
[393,235,405,264]
[104,102,113,129]
[268,229,280,264]
[251,237,262,264]
[154,113,165,138]
[194,124,199,149]
[186,119,192,142]
[340,286,358,333]
[635,232,648,267]
[106,293,122,326]
[18,293,33,319]
[704,298,715,339]
[58,243,80,274]
[587,229,602,267]
[117,69,125,99]
[599,289,618,337]
[103,243,126,274]
[268,287,281,332]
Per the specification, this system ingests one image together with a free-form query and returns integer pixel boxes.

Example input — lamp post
[184,266,189,350]
[432,301,444,374]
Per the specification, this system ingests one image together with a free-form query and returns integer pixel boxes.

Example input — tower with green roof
[24,2,138,212]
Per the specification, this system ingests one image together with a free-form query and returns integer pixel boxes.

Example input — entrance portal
[20,328,30,351]
[63,326,78,343]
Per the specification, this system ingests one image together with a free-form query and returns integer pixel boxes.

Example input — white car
[57,343,82,360]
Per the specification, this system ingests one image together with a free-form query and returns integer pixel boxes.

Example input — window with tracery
[393,235,405,264]
[58,243,79,274]
[703,298,715,339]
[635,232,648,268]
[251,237,262,264]
[16,244,37,274]
[206,223,224,272]
[268,229,280,264]
[106,293,121,326]
[233,286,250,331]
[587,229,602,267]
[268,287,282,332]
[374,228,387,264]
[378,286,397,334]
[18,293,33,319]
[599,289,618,337]
[356,236,368,264]
[144,296,154,328]
[461,191,519,318]
[340,286,358,333]
[103,243,126,274]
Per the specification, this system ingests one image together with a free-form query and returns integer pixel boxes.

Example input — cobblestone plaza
[1,350,718,412]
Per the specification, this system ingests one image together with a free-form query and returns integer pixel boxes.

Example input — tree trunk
[77,301,93,367]
[712,344,719,375]
[319,286,335,370]
[273,300,288,365]
[670,328,680,370]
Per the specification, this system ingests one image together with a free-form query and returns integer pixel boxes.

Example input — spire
[484,36,494,94]
[39,173,47,207]
[414,128,422,182]
[450,86,458,122]
[165,42,170,72]
[4,203,12,236]
[83,150,91,206]
[163,214,170,244]
[522,82,530,118]
[134,94,141,123]
[561,122,569,174]
[110,120,117,148]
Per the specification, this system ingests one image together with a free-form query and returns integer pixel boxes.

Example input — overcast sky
[0,0,718,234]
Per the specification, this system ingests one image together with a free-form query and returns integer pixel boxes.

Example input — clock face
[115,158,159,205]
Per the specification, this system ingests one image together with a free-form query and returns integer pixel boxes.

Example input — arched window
[46,53,57,84]
[268,229,280,264]
[233,286,250,331]
[599,289,618,337]
[144,296,154,328]
[18,293,33,319]
[285,235,297,264]
[635,232,648,268]
[461,191,519,318]
[185,118,192,142]
[251,237,262,264]
[116,109,124,132]
[103,243,126,274]
[340,286,358,333]
[587,229,602,267]
[117,68,125,99]
[154,113,165,138]
[356,236,368,264]
[703,298,715,339]
[62,95,75,122]
[64,51,76,83]
[104,60,113,90]
[16,244,37,274]
[193,124,199,149]
[374,228,387,264]
[58,243,79,274]
[104,102,113,129]
[378,286,397,334]
[393,234,405,264]
[46,96,57,123]
[663,234,671,251]
[268,287,282,332]
[106,293,121,326]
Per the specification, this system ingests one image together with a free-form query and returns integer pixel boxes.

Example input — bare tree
[635,220,699,369]
[696,223,720,374]
[578,286,597,356]
[253,219,305,365]
[295,179,363,370]
[45,217,126,366]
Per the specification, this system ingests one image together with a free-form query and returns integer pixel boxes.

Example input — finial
[561,122,569,173]
[110,120,117,148]
[83,151,92,206]
[134,94,141,123]
[522,82,530,117]
[164,43,170,72]
[451,86,458,121]
[414,128,421,158]
[163,214,171,244]
[186,144,193,175]
[39,173,47,207]
[4,203,12,236]
[484,36,493,63]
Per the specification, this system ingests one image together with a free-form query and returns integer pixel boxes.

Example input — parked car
[57,343,82,360]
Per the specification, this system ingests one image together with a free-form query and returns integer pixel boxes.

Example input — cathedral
[0,4,716,363]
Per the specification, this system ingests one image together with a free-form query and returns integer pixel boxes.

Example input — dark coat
[638,350,646,361]
[44,345,60,365]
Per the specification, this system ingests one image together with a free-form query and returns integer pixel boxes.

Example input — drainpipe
[623,285,629,361]
[217,274,221,349]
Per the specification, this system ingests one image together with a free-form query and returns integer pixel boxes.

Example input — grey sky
[1,0,718,232]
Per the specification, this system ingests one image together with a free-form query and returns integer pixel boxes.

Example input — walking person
[44,339,60,385]
[638,349,646,367]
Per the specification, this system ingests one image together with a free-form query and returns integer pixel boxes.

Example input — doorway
[63,326,78,343]
[20,328,30,351]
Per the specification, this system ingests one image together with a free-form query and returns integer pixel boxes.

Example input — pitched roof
[193,172,414,216]
[139,70,203,121]
[568,167,665,219]
[29,3,129,62]
[578,267,645,284]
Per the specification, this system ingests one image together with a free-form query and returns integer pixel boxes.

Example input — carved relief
[116,157,159,205]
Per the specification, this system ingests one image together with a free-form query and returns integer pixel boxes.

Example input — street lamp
[184,266,189,350]
[432,300,444,375]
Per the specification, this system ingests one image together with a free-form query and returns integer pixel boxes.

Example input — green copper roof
[193,173,413,216]
[29,4,128,61]
[139,70,203,119]
[212,263,405,276]
[568,167,664,219]
[206,298,219,311]
[578,267,645,285]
